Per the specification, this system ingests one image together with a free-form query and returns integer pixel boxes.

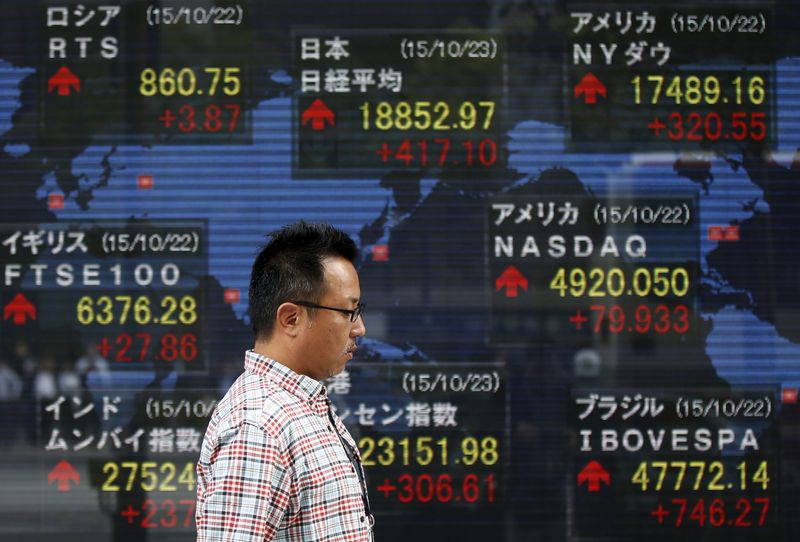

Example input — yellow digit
[96,296,114,325]
[480,437,498,465]
[671,461,687,490]
[665,76,683,104]
[115,295,132,324]
[632,76,641,104]
[359,102,370,130]
[223,67,241,96]
[749,76,765,104]
[416,436,433,466]
[647,75,664,104]
[479,101,495,129]
[737,461,747,491]
[689,461,705,490]
[461,437,478,466]
[359,437,376,466]
[652,461,668,491]
[139,68,157,96]
[134,296,152,325]
[752,461,770,490]
[377,437,395,466]
[569,268,586,297]
[160,462,177,491]
[587,268,605,297]
[413,101,431,130]
[685,76,702,104]
[550,268,567,297]
[432,102,450,130]
[459,102,477,130]
[633,267,652,296]
[395,102,412,130]
[159,68,177,96]
[704,76,720,104]
[177,68,197,96]
[606,268,625,297]
[179,295,197,324]
[671,267,690,297]
[708,461,725,490]
[375,102,393,130]
[398,437,410,466]
[204,67,221,96]
[121,461,139,491]
[733,76,743,104]
[631,462,649,491]
[101,462,120,491]
[160,296,178,325]
[436,437,448,466]
[140,461,158,491]
[77,296,94,324]
[652,267,670,296]
[178,462,196,492]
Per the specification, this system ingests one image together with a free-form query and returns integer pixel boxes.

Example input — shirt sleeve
[196,420,292,541]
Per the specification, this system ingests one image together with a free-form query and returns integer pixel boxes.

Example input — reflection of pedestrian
[34,355,59,440]
[10,340,36,377]
[72,346,107,439]
[0,358,23,448]
[34,356,59,402]
[76,345,112,390]
[58,360,82,395]
[197,222,373,541]
[11,341,38,445]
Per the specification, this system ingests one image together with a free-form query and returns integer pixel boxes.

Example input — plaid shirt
[196,350,373,541]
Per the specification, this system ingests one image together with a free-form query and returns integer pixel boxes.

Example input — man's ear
[275,302,303,337]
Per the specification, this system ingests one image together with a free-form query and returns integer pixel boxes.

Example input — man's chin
[326,362,348,380]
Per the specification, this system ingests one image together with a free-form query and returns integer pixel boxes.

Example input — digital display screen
[1,1,799,540]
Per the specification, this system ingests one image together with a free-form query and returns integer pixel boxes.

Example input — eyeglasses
[291,301,365,322]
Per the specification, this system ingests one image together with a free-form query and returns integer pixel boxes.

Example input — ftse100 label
[0,221,208,371]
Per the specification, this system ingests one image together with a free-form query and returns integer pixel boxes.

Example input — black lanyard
[328,407,374,533]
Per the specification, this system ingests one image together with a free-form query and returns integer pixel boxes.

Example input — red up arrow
[495,265,528,298]
[48,460,80,492]
[574,72,606,104]
[48,67,81,96]
[577,460,610,492]
[301,99,335,131]
[3,293,36,325]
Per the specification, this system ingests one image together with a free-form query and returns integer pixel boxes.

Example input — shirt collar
[244,349,328,406]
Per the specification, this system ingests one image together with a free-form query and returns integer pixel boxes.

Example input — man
[196,221,373,541]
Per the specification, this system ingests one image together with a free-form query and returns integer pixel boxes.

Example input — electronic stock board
[1,1,799,541]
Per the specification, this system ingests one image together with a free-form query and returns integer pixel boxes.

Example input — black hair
[249,221,358,339]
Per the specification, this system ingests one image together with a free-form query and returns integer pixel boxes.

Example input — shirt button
[360,516,365,523]
[327,426,333,432]
[351,465,355,472]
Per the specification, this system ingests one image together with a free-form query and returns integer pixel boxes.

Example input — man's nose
[351,314,366,337]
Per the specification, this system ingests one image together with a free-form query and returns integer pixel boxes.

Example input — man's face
[301,256,366,380]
